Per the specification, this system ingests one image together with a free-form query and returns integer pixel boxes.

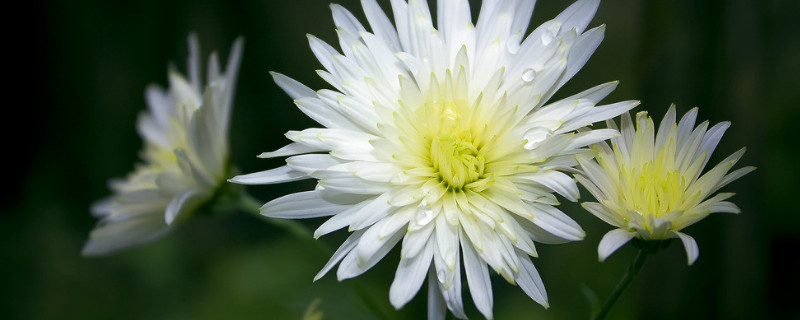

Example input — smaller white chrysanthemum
[576,105,754,265]
[83,35,243,256]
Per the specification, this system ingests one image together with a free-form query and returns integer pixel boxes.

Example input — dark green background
[6,0,798,319]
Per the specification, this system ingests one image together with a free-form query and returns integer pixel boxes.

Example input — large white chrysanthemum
[232,0,637,318]
[83,35,242,256]
[576,105,754,265]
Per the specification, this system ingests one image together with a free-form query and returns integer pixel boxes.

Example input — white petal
[82,214,168,256]
[90,197,114,217]
[555,24,605,90]
[338,226,404,280]
[580,201,626,227]
[555,0,600,35]
[314,200,371,238]
[562,80,618,104]
[559,100,640,133]
[597,229,636,261]
[401,219,435,258]
[427,271,448,320]
[314,230,364,281]
[460,232,493,319]
[520,170,580,202]
[530,203,585,241]
[228,166,309,185]
[672,231,699,265]
[709,201,741,214]
[361,0,402,51]
[257,143,325,158]
[432,233,466,318]
[515,251,549,308]
[261,190,351,219]
[389,238,434,309]
[286,154,340,173]
[165,190,206,225]
[271,72,316,99]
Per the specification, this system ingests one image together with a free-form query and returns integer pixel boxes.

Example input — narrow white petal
[580,201,626,227]
[261,190,351,219]
[461,233,493,319]
[515,251,550,308]
[82,214,168,256]
[286,154,340,173]
[402,219,435,258]
[565,129,620,152]
[555,0,600,35]
[228,166,309,185]
[271,72,316,99]
[338,227,404,280]
[559,100,640,133]
[521,170,580,202]
[530,203,585,241]
[308,34,340,71]
[165,190,206,225]
[709,201,741,214]
[563,81,618,104]
[555,24,605,90]
[597,229,636,261]
[389,238,434,309]
[432,235,466,318]
[257,143,326,158]
[673,231,700,265]
[313,200,371,238]
[314,230,364,281]
[331,4,367,35]
[361,0,402,51]
[427,271,448,320]
[90,197,114,217]
[712,165,756,195]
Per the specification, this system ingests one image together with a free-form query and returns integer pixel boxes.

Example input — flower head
[232,0,637,318]
[576,105,755,265]
[83,35,243,256]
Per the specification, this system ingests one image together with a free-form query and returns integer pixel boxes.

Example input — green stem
[237,192,394,320]
[592,248,649,320]
[238,193,327,255]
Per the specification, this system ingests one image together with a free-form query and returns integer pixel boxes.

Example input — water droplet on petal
[415,203,435,226]
[541,21,562,46]
[522,69,536,82]
[436,268,447,284]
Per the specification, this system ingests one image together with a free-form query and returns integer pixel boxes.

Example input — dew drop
[436,268,447,284]
[541,21,562,46]
[415,203,435,226]
[522,69,536,82]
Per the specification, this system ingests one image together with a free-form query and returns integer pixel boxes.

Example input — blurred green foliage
[4,0,799,319]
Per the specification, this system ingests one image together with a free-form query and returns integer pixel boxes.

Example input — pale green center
[431,133,485,189]
[417,98,488,190]
[620,150,688,218]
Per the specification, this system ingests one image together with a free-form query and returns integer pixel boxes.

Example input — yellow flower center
[431,133,485,190]
[417,98,487,190]
[623,161,686,218]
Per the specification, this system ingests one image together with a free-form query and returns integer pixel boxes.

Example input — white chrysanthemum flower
[83,35,243,256]
[232,0,637,318]
[576,105,755,265]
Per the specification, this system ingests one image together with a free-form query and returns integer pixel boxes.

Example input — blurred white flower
[232,0,636,318]
[83,35,243,256]
[577,105,754,265]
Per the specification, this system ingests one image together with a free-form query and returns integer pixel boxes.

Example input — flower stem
[237,192,394,320]
[238,193,325,254]
[592,238,672,320]
[592,248,648,320]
